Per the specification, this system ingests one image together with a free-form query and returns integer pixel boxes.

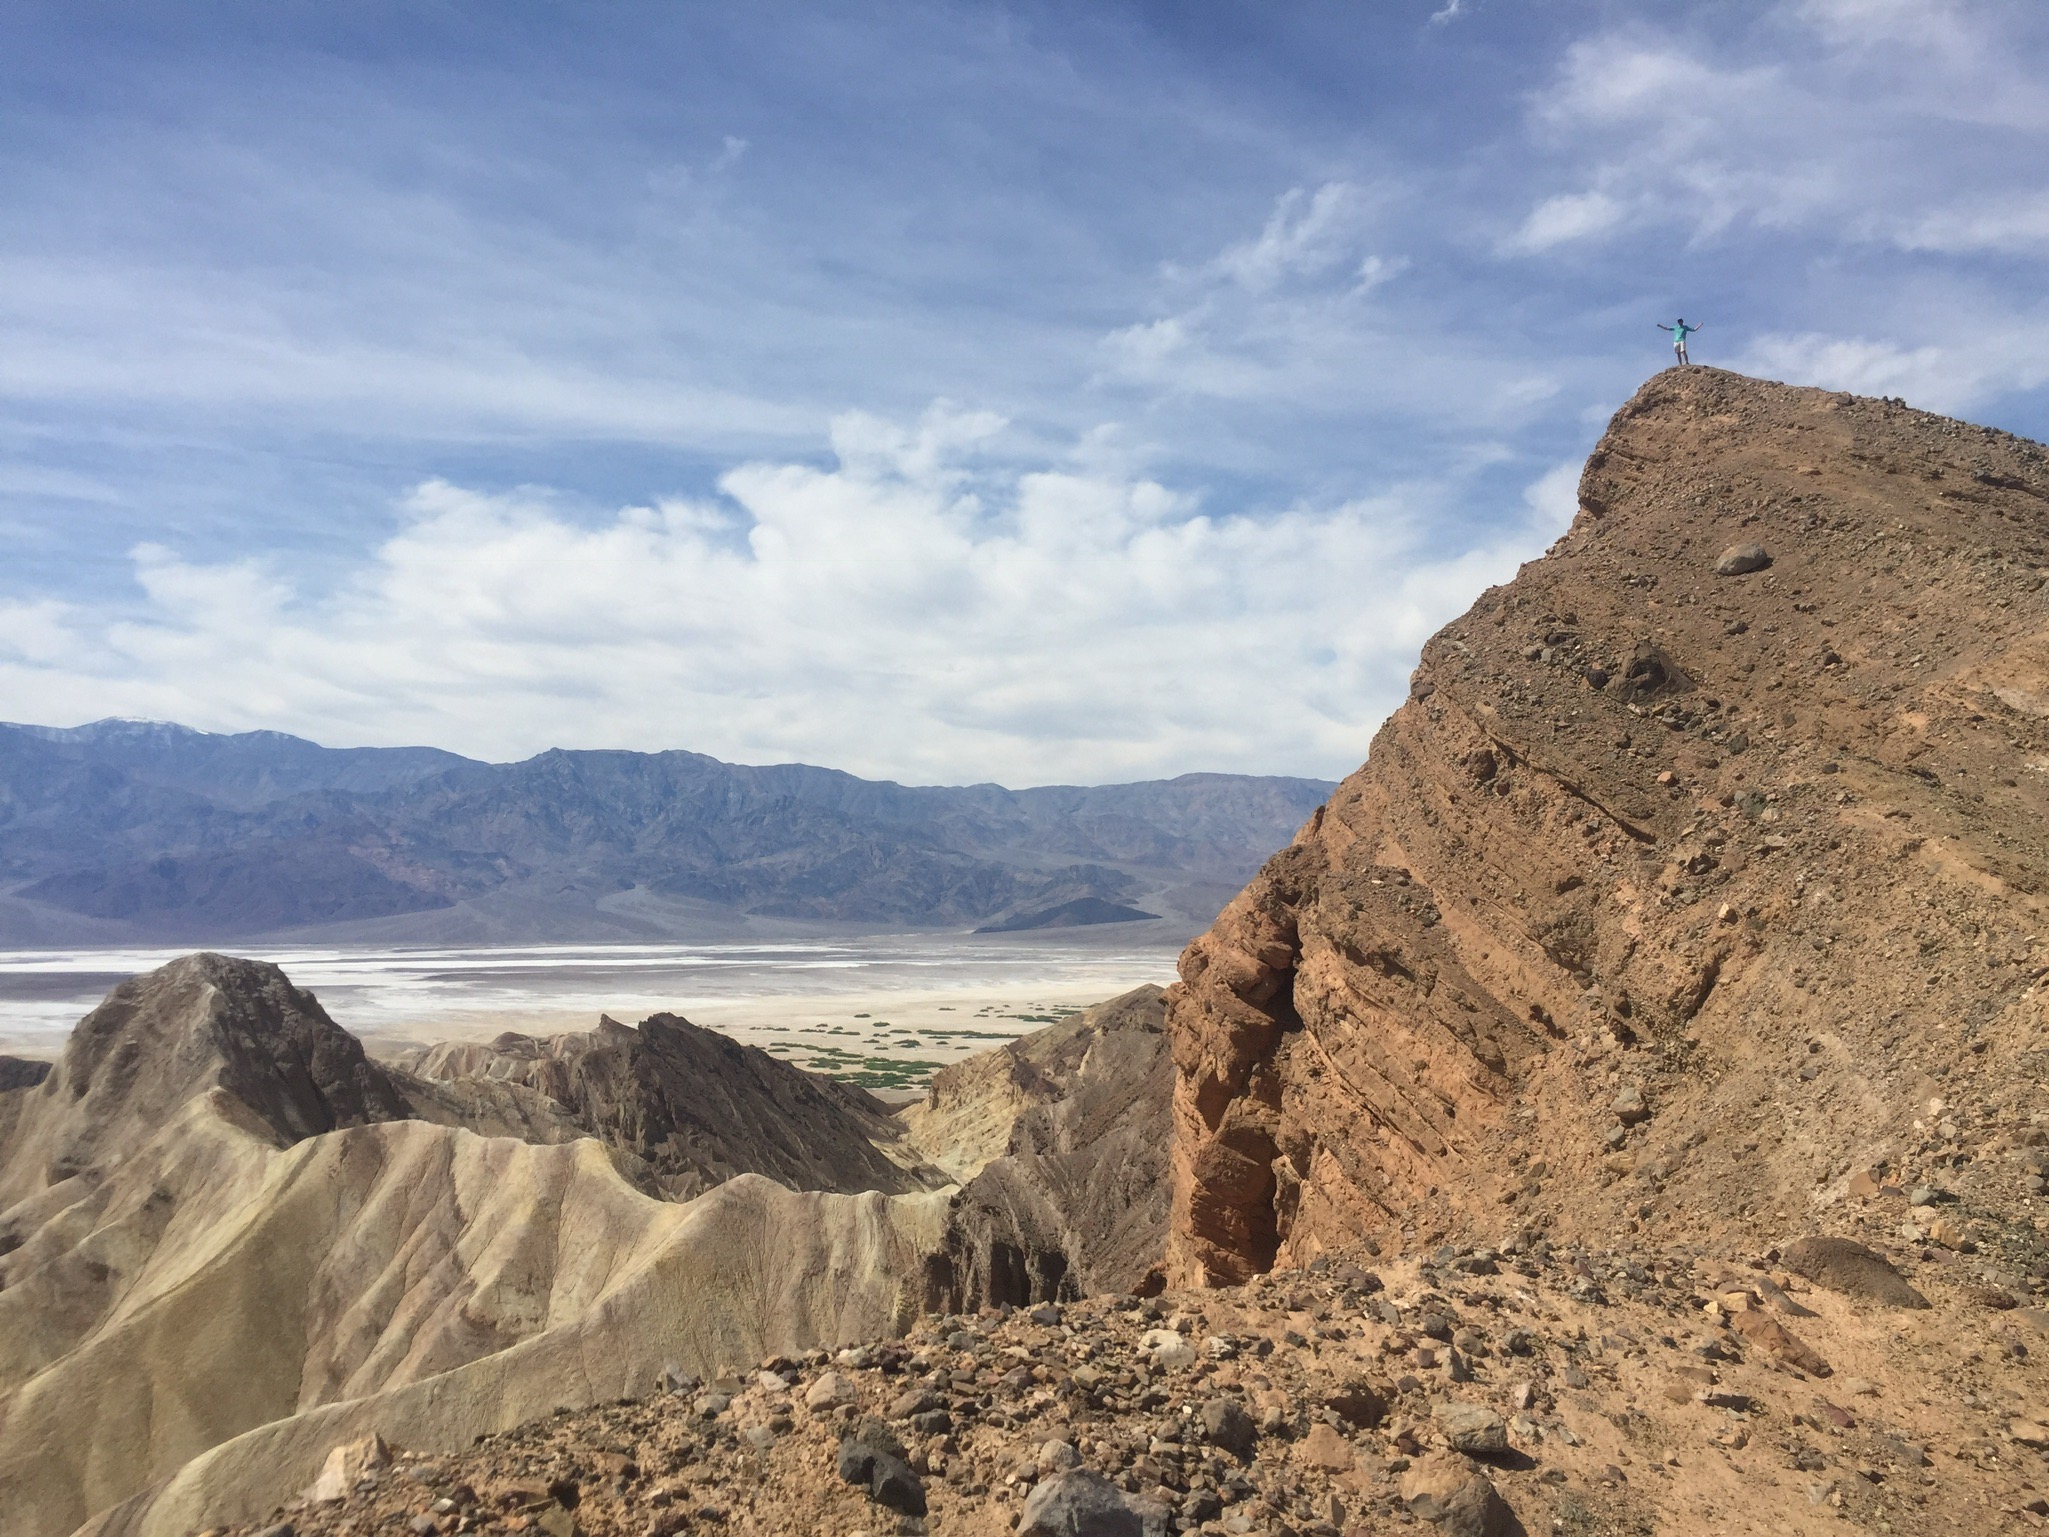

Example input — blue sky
[3,0,2046,784]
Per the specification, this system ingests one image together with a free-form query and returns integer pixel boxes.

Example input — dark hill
[0,723,1331,943]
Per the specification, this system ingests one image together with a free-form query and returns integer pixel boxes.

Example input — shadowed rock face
[0,1057,51,1093]
[1165,368,2049,1284]
[916,986,1175,1307]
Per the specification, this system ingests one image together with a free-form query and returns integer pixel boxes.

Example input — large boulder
[1019,1469,1170,1537]
[1402,1455,1514,1537]
[1782,1235,1929,1309]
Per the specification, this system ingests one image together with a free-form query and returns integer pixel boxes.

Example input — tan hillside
[0,956,1169,1536]
[0,957,962,1537]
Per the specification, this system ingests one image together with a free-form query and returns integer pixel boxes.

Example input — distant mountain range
[0,719,1333,945]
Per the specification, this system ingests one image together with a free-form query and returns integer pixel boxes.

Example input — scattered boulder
[1782,1235,1930,1309]
[887,1386,943,1419]
[1297,1422,1355,1470]
[1728,1308,1831,1377]
[1018,1468,1170,1537]
[1200,1396,1258,1457]
[1611,1084,1649,1125]
[803,1370,853,1410]
[1038,1438,1083,1474]
[1401,1454,1513,1537]
[835,1426,926,1516]
[1715,542,1771,575]
[1435,1401,1509,1457]
[1139,1327,1196,1370]
[1925,1215,1966,1249]
[867,1453,926,1515]
[304,1433,392,1504]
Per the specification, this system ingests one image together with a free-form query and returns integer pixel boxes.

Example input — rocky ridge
[1166,367,2049,1290]
[913,985,1176,1306]
[394,1014,938,1199]
[0,723,1331,943]
[195,1233,2049,1537]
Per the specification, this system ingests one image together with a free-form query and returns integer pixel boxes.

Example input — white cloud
[1505,191,1623,253]
[0,409,1566,784]
[1213,184,1373,293]
[1092,183,1558,434]
[1734,325,2049,413]
[1897,194,2049,256]
[1522,460,1583,538]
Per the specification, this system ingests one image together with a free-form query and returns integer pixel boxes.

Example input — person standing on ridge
[1657,318,1700,365]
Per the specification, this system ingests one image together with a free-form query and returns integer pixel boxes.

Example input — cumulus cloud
[1735,321,2049,414]
[0,407,1571,785]
[1213,184,1374,293]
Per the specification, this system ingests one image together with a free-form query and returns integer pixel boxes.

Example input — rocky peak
[2,952,412,1200]
[401,1006,940,1200]
[1166,368,2049,1284]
